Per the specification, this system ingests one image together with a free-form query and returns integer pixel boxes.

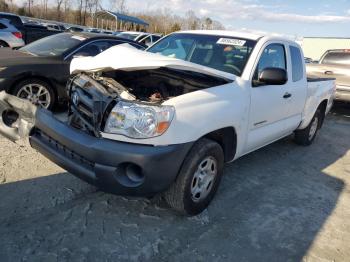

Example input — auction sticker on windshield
[217,38,246,46]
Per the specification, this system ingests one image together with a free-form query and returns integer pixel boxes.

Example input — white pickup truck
[0,30,335,215]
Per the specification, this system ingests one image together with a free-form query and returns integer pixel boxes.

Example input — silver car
[0,19,25,48]
[307,49,350,102]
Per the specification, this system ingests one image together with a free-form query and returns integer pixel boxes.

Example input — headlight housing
[104,101,175,139]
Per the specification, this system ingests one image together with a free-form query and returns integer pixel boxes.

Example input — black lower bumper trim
[30,109,193,196]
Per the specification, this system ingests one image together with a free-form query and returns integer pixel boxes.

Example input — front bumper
[30,109,193,196]
[335,85,350,102]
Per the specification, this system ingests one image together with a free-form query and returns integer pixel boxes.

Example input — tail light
[12,32,22,39]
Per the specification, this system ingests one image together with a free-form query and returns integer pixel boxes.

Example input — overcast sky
[123,0,350,37]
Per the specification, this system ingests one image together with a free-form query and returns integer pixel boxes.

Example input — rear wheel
[12,79,56,110]
[294,109,322,146]
[0,41,8,48]
[164,138,224,216]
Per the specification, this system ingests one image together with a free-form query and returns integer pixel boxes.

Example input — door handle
[324,71,333,75]
[283,93,292,99]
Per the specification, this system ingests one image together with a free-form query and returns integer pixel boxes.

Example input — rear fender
[0,91,37,142]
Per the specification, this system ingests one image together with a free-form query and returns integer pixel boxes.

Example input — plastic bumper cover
[29,109,193,196]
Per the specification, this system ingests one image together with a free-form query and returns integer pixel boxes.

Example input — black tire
[12,78,56,110]
[0,41,8,48]
[294,108,322,146]
[164,138,224,216]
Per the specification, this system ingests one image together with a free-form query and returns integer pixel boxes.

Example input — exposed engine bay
[91,67,231,103]
[67,67,232,136]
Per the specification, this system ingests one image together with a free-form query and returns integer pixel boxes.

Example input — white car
[0,30,335,216]
[0,19,24,48]
[116,31,162,46]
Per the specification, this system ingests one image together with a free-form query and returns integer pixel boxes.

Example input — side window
[289,46,303,82]
[140,36,152,46]
[0,22,6,29]
[0,15,22,28]
[76,41,113,56]
[152,35,161,42]
[254,44,286,81]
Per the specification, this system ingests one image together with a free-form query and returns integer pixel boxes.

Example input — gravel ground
[0,103,349,262]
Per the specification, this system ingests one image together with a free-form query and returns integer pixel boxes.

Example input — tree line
[0,0,224,33]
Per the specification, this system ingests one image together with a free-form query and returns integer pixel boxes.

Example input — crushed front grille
[67,74,115,137]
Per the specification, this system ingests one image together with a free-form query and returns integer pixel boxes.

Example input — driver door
[244,42,292,153]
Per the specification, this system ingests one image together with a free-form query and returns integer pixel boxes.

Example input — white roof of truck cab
[178,30,298,43]
[179,30,263,41]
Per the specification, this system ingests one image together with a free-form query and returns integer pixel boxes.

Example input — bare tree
[63,0,71,21]
[211,20,224,30]
[203,17,213,29]
[55,0,64,21]
[184,10,200,30]
[110,0,127,13]
[3,1,224,33]
[27,0,34,15]
[88,0,100,27]
[76,0,83,24]
[0,0,10,12]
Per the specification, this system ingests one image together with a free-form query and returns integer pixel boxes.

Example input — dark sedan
[0,32,146,109]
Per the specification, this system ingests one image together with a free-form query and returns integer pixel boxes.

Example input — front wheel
[294,109,322,146]
[164,138,224,216]
[12,79,56,110]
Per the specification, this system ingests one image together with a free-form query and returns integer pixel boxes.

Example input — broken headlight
[104,101,175,139]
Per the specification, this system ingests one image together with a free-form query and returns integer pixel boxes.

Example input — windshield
[321,51,350,66]
[117,33,139,40]
[147,33,256,76]
[19,33,86,56]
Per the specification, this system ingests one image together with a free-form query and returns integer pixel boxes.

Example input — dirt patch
[0,104,350,262]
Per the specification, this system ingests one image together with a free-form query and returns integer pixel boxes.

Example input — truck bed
[307,76,335,82]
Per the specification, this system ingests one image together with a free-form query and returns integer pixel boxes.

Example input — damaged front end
[0,91,37,142]
[0,54,233,196]
[66,68,231,139]
[0,80,194,196]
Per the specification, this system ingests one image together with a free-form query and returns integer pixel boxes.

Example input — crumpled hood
[70,44,236,81]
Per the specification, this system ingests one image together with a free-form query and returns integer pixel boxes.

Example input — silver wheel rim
[309,116,319,140]
[17,83,51,108]
[191,156,217,203]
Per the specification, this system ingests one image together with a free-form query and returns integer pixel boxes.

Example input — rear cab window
[321,50,350,66]
[289,45,304,82]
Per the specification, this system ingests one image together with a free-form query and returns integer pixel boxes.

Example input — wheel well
[318,99,328,127]
[203,127,237,162]
[0,40,9,47]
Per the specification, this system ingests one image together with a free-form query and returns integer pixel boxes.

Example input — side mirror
[258,67,288,86]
